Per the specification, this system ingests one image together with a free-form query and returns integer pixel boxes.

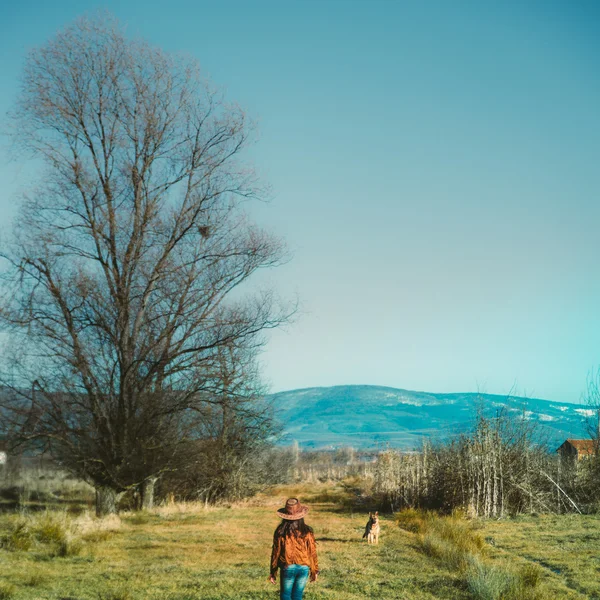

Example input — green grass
[482,513,600,599]
[0,483,595,599]
[395,508,543,599]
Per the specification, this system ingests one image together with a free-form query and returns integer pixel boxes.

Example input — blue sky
[1,1,599,403]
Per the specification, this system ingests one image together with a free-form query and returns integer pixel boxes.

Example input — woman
[269,497,319,600]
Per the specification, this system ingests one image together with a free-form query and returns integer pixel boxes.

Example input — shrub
[407,511,486,572]
[2,520,34,551]
[395,508,429,533]
[1,511,86,556]
[54,536,83,557]
[430,515,485,555]
[33,513,68,546]
[466,559,541,600]
[419,533,471,571]
[518,563,541,588]
[465,557,540,600]
[466,559,517,600]
[73,512,121,536]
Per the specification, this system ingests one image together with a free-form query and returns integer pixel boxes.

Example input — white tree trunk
[141,477,158,510]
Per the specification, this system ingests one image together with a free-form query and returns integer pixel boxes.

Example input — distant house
[556,439,596,461]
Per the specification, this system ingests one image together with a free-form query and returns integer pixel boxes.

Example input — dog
[362,511,380,544]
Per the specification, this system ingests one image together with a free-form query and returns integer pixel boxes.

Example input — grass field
[0,483,597,599]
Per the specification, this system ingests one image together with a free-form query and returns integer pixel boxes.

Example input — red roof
[565,439,596,455]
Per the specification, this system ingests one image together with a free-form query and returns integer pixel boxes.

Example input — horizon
[2,1,600,404]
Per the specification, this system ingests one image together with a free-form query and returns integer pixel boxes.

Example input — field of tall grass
[0,481,597,599]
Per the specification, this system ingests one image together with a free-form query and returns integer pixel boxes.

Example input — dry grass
[1,512,78,555]
[0,483,595,599]
[0,468,94,512]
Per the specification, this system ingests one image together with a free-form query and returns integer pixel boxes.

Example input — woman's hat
[276,497,309,520]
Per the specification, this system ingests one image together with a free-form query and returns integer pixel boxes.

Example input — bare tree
[579,369,600,506]
[0,15,289,514]
[370,402,570,516]
[584,368,600,443]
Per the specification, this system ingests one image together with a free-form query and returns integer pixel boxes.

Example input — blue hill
[270,385,592,449]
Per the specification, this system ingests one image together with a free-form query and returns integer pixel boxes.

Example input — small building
[556,439,596,461]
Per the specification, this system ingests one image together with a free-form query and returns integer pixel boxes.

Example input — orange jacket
[270,530,319,578]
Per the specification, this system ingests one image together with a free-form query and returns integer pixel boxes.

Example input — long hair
[275,518,313,538]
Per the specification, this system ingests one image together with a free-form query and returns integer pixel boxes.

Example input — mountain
[269,385,593,450]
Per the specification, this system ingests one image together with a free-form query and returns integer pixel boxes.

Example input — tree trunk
[96,486,121,516]
[141,477,158,510]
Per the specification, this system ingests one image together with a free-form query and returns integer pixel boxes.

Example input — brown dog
[362,511,380,544]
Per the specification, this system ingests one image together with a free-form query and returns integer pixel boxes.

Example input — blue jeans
[280,564,310,600]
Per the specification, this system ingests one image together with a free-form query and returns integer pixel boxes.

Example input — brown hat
[276,497,309,520]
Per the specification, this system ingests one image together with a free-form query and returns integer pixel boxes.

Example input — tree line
[283,406,600,517]
[371,409,600,516]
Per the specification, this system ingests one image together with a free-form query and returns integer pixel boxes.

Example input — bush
[33,513,68,545]
[466,559,517,600]
[1,511,84,556]
[430,515,485,555]
[518,563,541,588]
[408,511,486,572]
[2,520,34,551]
[419,533,471,571]
[466,559,541,600]
[73,512,122,537]
[395,508,429,533]
[54,536,83,557]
